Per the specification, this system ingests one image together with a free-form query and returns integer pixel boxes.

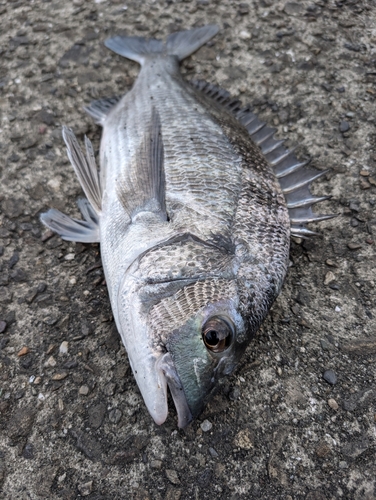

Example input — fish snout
[156,352,193,428]
[130,350,192,427]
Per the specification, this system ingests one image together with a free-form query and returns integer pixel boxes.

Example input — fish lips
[156,352,193,428]
[127,350,192,427]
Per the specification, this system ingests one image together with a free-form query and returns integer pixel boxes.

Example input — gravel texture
[1,1,376,499]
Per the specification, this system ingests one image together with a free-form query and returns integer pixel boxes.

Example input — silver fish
[41,25,334,427]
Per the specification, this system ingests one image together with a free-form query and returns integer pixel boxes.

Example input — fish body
[41,26,333,426]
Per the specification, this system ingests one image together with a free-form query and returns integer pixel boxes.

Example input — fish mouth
[156,352,193,428]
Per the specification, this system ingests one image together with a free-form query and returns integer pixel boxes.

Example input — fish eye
[202,317,233,353]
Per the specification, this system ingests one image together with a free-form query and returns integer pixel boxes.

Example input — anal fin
[40,198,100,243]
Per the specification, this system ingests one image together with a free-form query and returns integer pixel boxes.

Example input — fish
[41,25,335,427]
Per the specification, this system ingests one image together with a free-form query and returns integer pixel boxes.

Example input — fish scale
[149,279,239,344]
[151,68,242,235]
[103,64,241,243]
[41,25,335,427]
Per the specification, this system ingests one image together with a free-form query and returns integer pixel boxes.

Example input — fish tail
[104,25,219,65]
[165,25,219,61]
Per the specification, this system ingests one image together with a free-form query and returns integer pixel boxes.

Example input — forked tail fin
[104,25,219,65]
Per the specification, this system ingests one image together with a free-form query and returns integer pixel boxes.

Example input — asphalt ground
[0,1,375,499]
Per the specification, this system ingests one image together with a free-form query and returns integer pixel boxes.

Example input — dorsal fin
[84,95,122,126]
[190,79,337,238]
[116,107,166,222]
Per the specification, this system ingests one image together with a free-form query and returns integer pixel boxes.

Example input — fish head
[117,239,279,427]
[118,270,253,427]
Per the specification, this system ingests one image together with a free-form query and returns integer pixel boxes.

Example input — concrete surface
[0,0,375,498]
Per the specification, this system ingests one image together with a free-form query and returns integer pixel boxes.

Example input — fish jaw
[156,353,193,428]
[123,331,193,427]
[127,349,169,426]
[117,275,194,426]
[119,323,193,427]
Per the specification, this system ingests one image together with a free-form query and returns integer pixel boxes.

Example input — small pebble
[229,386,241,400]
[328,398,339,410]
[359,170,370,177]
[209,447,219,458]
[325,259,337,267]
[59,341,69,355]
[234,429,253,450]
[239,30,251,40]
[238,3,249,14]
[339,120,350,132]
[108,408,122,424]
[360,178,370,190]
[0,321,7,333]
[41,230,54,242]
[200,419,213,432]
[79,385,90,395]
[166,469,180,485]
[104,382,117,396]
[64,253,75,261]
[15,390,25,400]
[22,443,34,459]
[17,346,30,357]
[77,481,93,497]
[44,355,57,367]
[34,376,42,385]
[320,339,332,351]
[324,271,336,285]
[57,473,66,483]
[37,282,47,293]
[347,242,362,250]
[323,369,337,385]
[52,372,68,381]
[46,344,56,355]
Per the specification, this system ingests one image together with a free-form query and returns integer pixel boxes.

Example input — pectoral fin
[117,108,167,222]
